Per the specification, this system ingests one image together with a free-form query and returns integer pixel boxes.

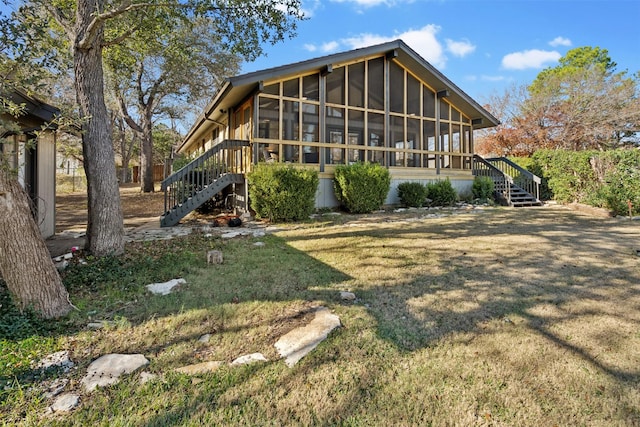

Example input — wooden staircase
[160,139,250,227]
[473,155,542,207]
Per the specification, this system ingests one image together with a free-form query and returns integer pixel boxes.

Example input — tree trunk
[0,170,73,319]
[74,0,124,256]
[140,113,154,193]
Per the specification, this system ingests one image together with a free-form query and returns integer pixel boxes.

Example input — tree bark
[140,112,154,192]
[0,170,73,319]
[74,0,124,255]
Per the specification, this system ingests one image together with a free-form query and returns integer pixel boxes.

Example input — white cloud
[303,43,318,52]
[549,36,572,47]
[445,38,476,58]
[321,41,340,52]
[501,49,561,70]
[481,75,506,82]
[343,24,446,68]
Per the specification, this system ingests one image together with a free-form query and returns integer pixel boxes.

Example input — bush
[248,163,319,221]
[530,149,640,216]
[426,179,457,206]
[334,162,390,213]
[472,176,494,201]
[397,182,428,207]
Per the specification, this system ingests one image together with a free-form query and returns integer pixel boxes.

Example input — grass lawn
[1,205,640,426]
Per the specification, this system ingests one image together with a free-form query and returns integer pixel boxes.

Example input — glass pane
[423,120,436,151]
[303,146,319,163]
[348,62,365,108]
[263,83,279,96]
[440,122,450,152]
[283,144,299,163]
[389,61,404,114]
[463,126,471,153]
[283,100,299,141]
[368,112,385,164]
[407,118,420,167]
[327,107,345,165]
[390,115,404,166]
[423,87,436,118]
[283,78,299,98]
[452,124,461,153]
[326,107,345,139]
[326,66,345,105]
[347,112,364,163]
[259,143,279,162]
[368,57,384,111]
[258,96,279,139]
[303,74,319,101]
[439,99,449,120]
[302,103,319,142]
[451,108,461,122]
[407,74,420,116]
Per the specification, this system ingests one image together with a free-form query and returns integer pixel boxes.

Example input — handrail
[485,157,541,202]
[473,154,513,203]
[161,139,250,216]
[486,157,541,184]
[161,139,250,190]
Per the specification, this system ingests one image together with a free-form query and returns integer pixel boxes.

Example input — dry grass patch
[2,206,640,425]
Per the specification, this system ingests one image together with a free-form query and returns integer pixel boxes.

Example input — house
[1,89,58,238]
[162,39,501,226]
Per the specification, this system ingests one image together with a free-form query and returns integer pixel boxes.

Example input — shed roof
[180,39,499,152]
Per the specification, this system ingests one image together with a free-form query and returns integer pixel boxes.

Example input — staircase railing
[161,139,250,221]
[485,157,541,202]
[473,154,512,203]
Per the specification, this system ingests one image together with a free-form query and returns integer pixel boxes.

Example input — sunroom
[162,40,499,226]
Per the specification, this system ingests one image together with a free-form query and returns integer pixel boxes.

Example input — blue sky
[244,0,640,104]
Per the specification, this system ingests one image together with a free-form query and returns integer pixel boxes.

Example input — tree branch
[117,91,143,133]
[41,3,74,41]
[102,24,141,47]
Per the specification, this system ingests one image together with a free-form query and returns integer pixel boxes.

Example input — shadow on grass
[3,207,640,424]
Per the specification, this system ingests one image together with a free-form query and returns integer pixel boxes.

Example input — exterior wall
[36,131,56,238]
[316,169,473,210]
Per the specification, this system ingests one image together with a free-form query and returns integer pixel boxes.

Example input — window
[389,61,404,114]
[302,103,318,142]
[303,74,319,101]
[407,74,420,116]
[439,99,449,120]
[368,57,384,111]
[263,83,279,96]
[423,87,436,118]
[368,112,384,164]
[283,78,299,98]
[407,118,420,167]
[327,67,345,105]
[282,100,299,141]
[348,62,365,107]
[258,97,279,139]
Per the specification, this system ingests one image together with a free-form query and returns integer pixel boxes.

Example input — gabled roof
[180,39,499,152]
[2,89,60,133]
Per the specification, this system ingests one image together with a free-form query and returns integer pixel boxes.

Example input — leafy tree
[106,16,241,192]
[477,47,640,156]
[7,0,304,256]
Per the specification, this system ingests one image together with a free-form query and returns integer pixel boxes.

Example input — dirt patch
[55,184,166,233]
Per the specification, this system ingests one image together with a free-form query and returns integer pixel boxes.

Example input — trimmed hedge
[334,162,391,213]
[426,178,457,207]
[397,182,428,208]
[247,163,319,222]
[526,149,640,216]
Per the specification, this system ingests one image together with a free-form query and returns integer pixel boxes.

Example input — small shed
[1,89,59,238]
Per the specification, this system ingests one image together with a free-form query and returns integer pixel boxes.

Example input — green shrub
[397,182,428,208]
[472,176,494,201]
[334,162,391,213]
[426,178,457,206]
[248,163,319,221]
[530,149,640,216]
